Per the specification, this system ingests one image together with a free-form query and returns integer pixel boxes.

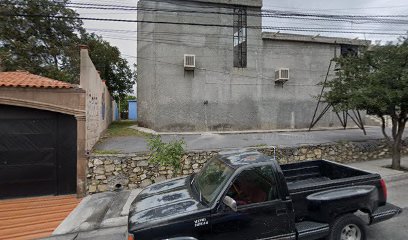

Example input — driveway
[94,127,397,153]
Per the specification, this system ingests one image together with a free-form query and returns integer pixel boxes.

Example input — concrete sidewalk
[43,190,141,240]
[347,156,408,182]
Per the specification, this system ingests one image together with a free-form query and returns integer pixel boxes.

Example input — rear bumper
[369,203,402,225]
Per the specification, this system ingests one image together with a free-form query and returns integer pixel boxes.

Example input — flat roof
[262,32,370,46]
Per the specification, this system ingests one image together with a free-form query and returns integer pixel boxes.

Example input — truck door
[209,165,296,240]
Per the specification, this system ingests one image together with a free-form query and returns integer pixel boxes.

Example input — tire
[327,214,366,240]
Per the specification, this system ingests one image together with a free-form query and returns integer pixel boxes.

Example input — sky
[74,0,408,86]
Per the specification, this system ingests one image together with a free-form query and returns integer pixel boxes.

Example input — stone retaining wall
[87,139,408,194]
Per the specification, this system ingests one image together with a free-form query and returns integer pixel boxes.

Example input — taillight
[128,234,134,240]
[380,179,387,201]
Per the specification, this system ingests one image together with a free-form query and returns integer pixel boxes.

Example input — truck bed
[280,160,383,220]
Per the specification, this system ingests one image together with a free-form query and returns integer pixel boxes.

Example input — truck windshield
[193,157,234,204]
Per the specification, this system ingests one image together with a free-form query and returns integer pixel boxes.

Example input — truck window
[194,157,234,204]
[227,165,278,206]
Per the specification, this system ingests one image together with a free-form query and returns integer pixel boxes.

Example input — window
[194,157,234,204]
[341,44,359,57]
[233,8,247,68]
[226,165,278,206]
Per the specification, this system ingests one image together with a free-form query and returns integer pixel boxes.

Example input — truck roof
[217,149,275,168]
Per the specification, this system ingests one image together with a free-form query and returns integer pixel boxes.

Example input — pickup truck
[128,149,402,240]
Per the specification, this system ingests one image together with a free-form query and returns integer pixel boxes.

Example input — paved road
[366,177,408,240]
[95,127,399,153]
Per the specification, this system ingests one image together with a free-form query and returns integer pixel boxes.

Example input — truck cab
[128,149,401,240]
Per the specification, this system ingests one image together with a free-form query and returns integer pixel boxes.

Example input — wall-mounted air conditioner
[184,54,196,70]
[275,68,290,83]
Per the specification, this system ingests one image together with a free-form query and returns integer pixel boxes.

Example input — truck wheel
[327,214,366,240]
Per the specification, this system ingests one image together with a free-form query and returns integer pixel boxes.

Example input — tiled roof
[0,71,74,89]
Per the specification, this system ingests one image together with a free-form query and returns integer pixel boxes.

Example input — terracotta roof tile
[0,71,74,89]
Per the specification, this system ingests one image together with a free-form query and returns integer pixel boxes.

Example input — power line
[1,13,407,36]
[6,2,408,19]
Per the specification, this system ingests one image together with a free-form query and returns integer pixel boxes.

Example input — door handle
[276,208,287,216]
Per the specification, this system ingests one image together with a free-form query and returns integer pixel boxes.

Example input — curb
[383,173,408,183]
[131,126,366,136]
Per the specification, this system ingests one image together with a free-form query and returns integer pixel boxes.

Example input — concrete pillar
[75,115,87,197]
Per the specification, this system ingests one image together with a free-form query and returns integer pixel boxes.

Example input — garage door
[0,105,77,199]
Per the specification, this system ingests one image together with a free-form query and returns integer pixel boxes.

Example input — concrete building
[0,47,116,198]
[137,0,368,131]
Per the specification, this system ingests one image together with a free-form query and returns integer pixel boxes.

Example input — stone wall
[87,139,408,194]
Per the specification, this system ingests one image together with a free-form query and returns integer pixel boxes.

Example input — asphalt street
[95,127,401,153]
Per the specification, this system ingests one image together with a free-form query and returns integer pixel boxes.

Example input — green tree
[81,33,135,101]
[0,0,83,82]
[0,0,135,97]
[323,39,408,169]
[119,95,137,115]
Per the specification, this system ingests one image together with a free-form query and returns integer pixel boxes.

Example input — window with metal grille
[233,8,247,68]
[341,44,359,57]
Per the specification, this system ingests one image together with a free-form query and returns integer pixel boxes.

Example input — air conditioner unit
[275,68,289,83]
[184,54,196,70]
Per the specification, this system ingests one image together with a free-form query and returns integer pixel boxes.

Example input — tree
[0,0,83,82]
[323,39,408,169]
[0,0,135,97]
[81,33,135,102]
[119,95,137,115]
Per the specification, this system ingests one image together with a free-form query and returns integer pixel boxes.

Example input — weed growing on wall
[147,135,186,174]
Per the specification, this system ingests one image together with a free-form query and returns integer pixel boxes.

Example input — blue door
[128,100,138,120]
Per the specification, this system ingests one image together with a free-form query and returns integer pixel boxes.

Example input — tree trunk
[381,114,406,170]
[391,143,401,170]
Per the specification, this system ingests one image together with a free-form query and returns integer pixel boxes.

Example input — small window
[233,8,247,68]
[226,165,278,206]
[341,45,359,57]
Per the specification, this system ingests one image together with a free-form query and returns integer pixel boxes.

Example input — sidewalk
[44,190,141,240]
[347,156,408,182]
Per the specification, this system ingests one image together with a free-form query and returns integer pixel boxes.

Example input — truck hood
[128,176,206,232]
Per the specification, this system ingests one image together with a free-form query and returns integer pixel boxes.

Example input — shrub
[147,135,186,174]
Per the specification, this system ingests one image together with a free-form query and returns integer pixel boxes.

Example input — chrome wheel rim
[340,224,361,240]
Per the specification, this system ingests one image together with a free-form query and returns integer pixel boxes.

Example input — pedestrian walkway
[0,195,81,240]
[347,157,408,182]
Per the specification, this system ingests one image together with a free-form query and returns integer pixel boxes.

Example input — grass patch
[252,143,268,148]
[93,149,120,155]
[103,121,152,138]
[336,140,350,145]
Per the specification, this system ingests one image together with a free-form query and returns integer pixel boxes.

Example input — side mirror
[223,196,237,212]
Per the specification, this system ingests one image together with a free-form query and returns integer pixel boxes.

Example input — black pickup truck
[128,150,402,240]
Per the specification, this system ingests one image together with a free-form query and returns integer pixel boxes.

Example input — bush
[147,135,186,174]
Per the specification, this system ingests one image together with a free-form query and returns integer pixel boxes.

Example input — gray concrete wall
[137,0,362,131]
